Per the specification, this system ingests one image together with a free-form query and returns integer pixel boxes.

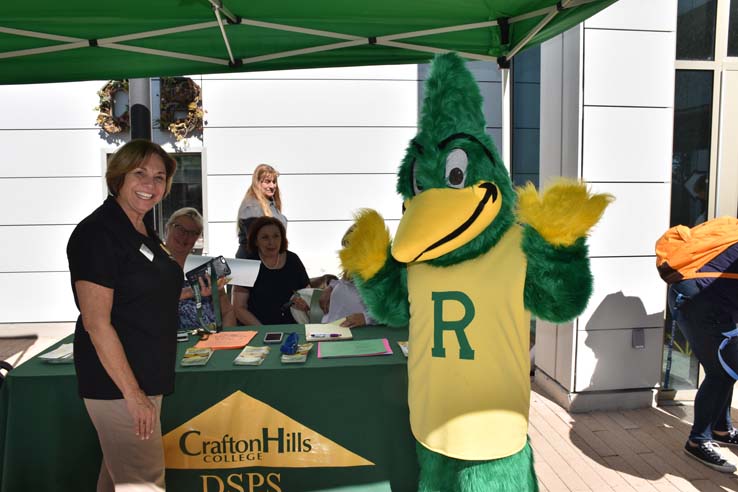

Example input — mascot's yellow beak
[392,181,501,263]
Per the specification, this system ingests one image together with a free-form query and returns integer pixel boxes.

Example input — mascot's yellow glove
[339,209,391,281]
[516,178,614,247]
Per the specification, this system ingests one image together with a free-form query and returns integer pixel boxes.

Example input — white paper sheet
[38,343,74,360]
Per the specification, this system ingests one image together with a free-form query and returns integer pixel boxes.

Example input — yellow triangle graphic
[163,390,374,469]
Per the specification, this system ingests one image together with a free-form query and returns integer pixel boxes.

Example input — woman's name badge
[139,243,154,262]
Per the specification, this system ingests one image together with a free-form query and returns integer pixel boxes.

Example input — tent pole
[129,78,156,230]
[129,78,152,141]
[501,67,512,173]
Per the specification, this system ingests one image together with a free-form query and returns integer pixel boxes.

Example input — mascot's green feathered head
[393,52,516,267]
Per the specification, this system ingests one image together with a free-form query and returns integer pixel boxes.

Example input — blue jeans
[668,282,735,443]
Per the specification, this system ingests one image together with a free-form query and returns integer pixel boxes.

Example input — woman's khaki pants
[84,396,165,492]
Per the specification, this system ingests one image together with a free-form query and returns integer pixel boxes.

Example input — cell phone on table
[263,332,283,344]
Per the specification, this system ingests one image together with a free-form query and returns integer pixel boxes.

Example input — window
[729,0,738,56]
[677,0,718,60]
[154,153,204,249]
[671,70,713,228]
[663,70,714,391]
[511,46,541,188]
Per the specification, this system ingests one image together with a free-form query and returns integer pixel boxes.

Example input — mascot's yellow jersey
[406,225,530,460]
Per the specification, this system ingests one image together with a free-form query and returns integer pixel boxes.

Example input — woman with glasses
[165,207,236,330]
[236,164,287,259]
[67,140,181,491]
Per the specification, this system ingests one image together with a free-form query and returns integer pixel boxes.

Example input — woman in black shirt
[233,217,310,325]
[67,140,181,491]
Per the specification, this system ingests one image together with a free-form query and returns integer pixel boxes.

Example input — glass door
[714,69,738,217]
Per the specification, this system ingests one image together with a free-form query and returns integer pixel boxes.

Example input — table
[0,325,418,492]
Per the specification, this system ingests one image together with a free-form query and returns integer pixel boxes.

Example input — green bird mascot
[339,53,613,492]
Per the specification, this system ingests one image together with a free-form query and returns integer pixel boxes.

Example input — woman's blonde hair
[242,164,282,216]
[106,139,176,196]
[166,207,203,235]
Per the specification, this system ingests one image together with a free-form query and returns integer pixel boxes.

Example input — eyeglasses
[171,223,201,239]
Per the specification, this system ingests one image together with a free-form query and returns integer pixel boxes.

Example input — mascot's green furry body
[340,53,612,492]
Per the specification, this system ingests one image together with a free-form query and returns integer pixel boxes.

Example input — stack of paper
[38,343,74,364]
[281,343,313,364]
[180,347,214,366]
[317,338,393,359]
[234,346,270,366]
[305,323,352,342]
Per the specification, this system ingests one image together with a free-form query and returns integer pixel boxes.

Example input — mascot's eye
[445,148,468,188]
[412,159,424,195]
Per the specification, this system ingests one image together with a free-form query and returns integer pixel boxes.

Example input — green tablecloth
[0,325,418,492]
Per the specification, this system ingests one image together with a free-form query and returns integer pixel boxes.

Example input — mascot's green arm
[522,226,593,323]
[353,247,410,327]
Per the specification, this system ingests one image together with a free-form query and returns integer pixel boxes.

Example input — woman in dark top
[232,217,310,325]
[67,139,181,491]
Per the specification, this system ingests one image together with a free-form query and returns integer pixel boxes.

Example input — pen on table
[311,333,342,338]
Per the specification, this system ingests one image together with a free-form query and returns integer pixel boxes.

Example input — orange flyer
[194,331,257,350]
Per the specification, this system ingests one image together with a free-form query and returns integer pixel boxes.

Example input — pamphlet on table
[281,343,313,363]
[234,346,270,366]
[180,347,214,366]
[305,322,352,342]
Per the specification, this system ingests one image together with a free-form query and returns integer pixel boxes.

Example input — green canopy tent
[1,0,616,84]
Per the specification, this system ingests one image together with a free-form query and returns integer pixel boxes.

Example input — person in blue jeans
[669,242,738,473]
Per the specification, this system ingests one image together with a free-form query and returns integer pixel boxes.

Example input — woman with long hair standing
[236,164,287,258]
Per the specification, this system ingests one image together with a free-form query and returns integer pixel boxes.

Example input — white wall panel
[202,79,418,127]
[584,30,676,108]
[0,81,104,129]
[574,327,662,392]
[583,107,674,182]
[587,183,671,257]
[200,64,419,81]
[579,257,667,332]
[479,82,503,128]
[0,225,74,272]
[562,27,584,177]
[287,220,400,277]
[534,320,576,391]
[0,130,109,178]
[534,319,557,377]
[555,322,576,391]
[540,35,565,180]
[586,0,677,32]
[0,177,103,225]
[203,127,415,175]
[206,174,402,223]
[279,174,402,221]
[0,272,77,322]
[205,175,251,224]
